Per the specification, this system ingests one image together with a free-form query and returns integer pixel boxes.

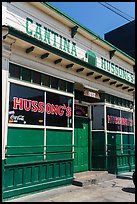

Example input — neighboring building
[2,2,135,201]
[104,20,135,58]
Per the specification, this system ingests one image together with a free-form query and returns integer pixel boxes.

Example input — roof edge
[41,2,135,63]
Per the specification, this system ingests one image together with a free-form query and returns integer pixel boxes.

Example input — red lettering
[24,99,31,111]
[46,103,52,114]
[38,102,44,113]
[31,101,38,112]
[51,104,58,115]
[58,105,64,116]
[13,97,23,110]
[107,115,110,123]
[66,107,72,117]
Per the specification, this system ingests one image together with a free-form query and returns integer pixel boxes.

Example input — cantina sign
[13,97,72,117]
[26,17,77,57]
[107,115,133,126]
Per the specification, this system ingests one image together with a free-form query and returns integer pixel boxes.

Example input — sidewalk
[5,172,135,202]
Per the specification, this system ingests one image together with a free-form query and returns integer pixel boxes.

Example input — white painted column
[2,42,11,160]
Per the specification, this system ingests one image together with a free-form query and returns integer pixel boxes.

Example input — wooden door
[74,116,89,172]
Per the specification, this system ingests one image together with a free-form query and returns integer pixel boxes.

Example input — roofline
[41,2,135,63]
[3,25,135,88]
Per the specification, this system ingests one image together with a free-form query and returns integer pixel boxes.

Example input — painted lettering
[107,115,133,126]
[101,57,135,84]
[26,17,33,35]
[34,23,43,40]
[13,97,23,110]
[25,17,77,57]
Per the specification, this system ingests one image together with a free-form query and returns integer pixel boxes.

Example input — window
[41,74,50,87]
[74,104,88,117]
[51,77,58,89]
[46,92,73,127]
[92,105,104,130]
[9,83,44,125]
[121,110,134,132]
[59,79,66,91]
[106,107,121,131]
[22,67,31,82]
[67,82,73,93]
[9,63,74,93]
[32,70,41,84]
[8,83,73,128]
[106,107,133,132]
[9,63,20,79]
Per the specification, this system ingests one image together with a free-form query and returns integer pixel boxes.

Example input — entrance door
[74,116,89,172]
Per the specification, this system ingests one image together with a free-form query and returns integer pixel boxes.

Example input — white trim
[46,126,73,130]
[8,123,45,129]
[44,127,46,160]
[44,92,46,126]
[104,104,107,156]
[105,103,133,112]
[106,131,134,134]
[8,78,74,98]
[92,130,134,134]
[2,56,10,159]
[8,124,73,130]
[72,97,74,159]
[91,102,133,112]
[3,74,10,159]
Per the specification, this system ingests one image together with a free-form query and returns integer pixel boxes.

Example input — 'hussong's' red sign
[13,97,72,117]
[107,115,133,126]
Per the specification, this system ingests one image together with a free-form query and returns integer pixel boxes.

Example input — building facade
[2,2,135,200]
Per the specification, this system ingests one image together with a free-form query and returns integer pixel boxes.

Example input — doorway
[74,116,89,172]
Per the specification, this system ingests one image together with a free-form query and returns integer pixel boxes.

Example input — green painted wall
[6,128,44,164]
[3,128,73,200]
[3,160,73,200]
[46,129,72,161]
[92,131,106,170]
[107,133,135,174]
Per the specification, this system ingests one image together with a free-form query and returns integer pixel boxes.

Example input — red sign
[13,97,72,117]
[107,115,133,126]
[74,104,88,117]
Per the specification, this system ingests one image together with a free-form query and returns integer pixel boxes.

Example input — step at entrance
[72,171,116,187]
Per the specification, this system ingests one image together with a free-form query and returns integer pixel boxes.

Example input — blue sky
[49,2,135,38]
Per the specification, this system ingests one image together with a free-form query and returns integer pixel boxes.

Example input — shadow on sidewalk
[122,187,135,194]
[116,175,132,180]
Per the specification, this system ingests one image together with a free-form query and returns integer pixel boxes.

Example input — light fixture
[110,81,117,85]
[95,75,102,79]
[103,78,110,82]
[109,49,116,59]
[41,53,49,59]
[71,26,78,38]
[66,63,74,68]
[54,58,62,64]
[76,68,84,72]
[86,72,94,76]
[26,46,34,53]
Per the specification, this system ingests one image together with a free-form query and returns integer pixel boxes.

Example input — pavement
[5,172,135,202]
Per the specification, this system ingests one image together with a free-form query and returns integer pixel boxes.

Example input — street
[6,172,135,202]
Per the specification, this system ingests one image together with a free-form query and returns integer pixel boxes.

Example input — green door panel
[74,116,89,172]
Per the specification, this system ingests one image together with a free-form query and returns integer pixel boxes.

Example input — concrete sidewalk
[5,172,135,202]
